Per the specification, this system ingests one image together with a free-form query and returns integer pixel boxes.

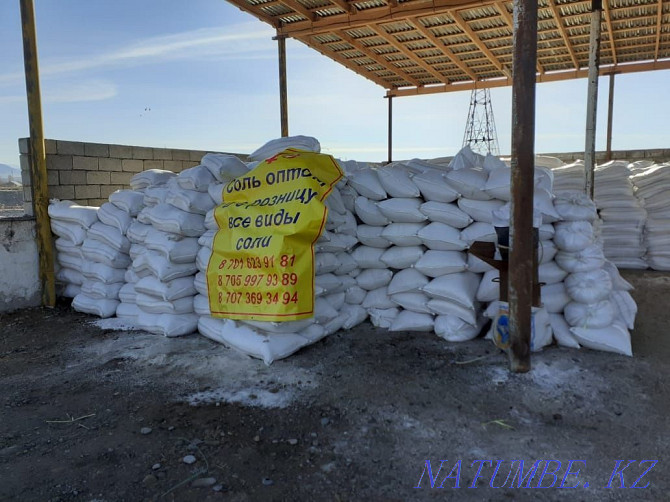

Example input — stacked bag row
[126,165,216,336]
[48,137,641,361]
[345,151,490,340]
[50,201,99,299]
[629,162,670,270]
[194,137,368,364]
[71,192,137,318]
[593,161,647,269]
[475,155,562,351]
[547,191,635,356]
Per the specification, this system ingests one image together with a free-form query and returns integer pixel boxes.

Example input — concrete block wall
[0,217,40,312]
[542,148,670,164]
[19,138,247,215]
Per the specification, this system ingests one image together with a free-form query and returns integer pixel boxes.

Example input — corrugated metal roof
[227,0,670,96]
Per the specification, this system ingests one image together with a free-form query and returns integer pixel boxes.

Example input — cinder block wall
[542,148,670,164]
[19,138,247,215]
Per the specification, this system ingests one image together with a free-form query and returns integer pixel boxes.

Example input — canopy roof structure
[227,0,670,96]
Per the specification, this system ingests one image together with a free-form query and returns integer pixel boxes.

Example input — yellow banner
[206,149,343,321]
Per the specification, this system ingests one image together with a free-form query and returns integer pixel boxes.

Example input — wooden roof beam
[278,0,502,37]
[451,9,511,78]
[602,0,617,64]
[654,0,663,60]
[388,58,670,96]
[300,35,392,88]
[368,24,451,84]
[280,0,317,21]
[494,1,544,73]
[547,0,581,70]
[407,17,477,80]
[330,0,356,15]
[336,29,424,87]
[226,0,280,28]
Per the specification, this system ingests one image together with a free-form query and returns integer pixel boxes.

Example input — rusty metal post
[20,0,55,307]
[387,95,393,164]
[584,0,602,198]
[508,0,538,373]
[275,33,289,137]
[605,73,615,161]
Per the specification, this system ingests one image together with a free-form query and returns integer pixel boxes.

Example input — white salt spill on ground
[91,318,141,331]
[78,329,319,409]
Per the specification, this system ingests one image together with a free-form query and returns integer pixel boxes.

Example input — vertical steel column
[605,73,615,162]
[387,95,393,164]
[20,0,55,307]
[584,0,602,198]
[508,0,538,373]
[275,33,289,137]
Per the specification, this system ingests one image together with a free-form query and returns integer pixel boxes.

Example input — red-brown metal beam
[508,0,537,373]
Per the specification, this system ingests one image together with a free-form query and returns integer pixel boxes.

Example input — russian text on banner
[206,149,343,321]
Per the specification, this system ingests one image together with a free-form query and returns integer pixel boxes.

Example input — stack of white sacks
[551,191,635,355]
[629,163,670,270]
[550,160,585,193]
[194,137,366,364]
[593,161,648,269]
[477,155,561,351]
[50,138,640,361]
[50,201,99,299]
[125,167,211,336]
[346,147,559,346]
[346,149,490,340]
[71,193,137,317]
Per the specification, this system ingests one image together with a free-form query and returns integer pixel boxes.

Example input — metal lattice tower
[462,88,500,156]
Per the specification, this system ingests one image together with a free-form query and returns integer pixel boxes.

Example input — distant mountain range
[0,163,21,181]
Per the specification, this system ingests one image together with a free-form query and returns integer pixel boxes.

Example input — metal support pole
[275,33,289,137]
[605,73,615,161]
[20,0,55,308]
[508,0,538,373]
[387,95,393,164]
[584,0,602,198]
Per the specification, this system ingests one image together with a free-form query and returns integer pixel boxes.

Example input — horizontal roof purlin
[226,0,670,95]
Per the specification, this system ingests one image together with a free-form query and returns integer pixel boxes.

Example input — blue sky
[1,0,668,168]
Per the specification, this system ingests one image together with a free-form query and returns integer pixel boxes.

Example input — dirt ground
[1,270,669,502]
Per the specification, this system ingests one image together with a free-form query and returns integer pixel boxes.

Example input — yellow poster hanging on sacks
[206,148,343,321]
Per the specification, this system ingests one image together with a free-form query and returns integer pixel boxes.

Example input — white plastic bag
[356,269,393,290]
[348,169,386,200]
[418,222,469,251]
[564,300,616,329]
[548,313,580,349]
[109,190,145,216]
[357,225,391,248]
[72,293,119,318]
[381,223,425,247]
[420,201,472,228]
[390,292,432,314]
[434,315,482,342]
[564,270,612,303]
[570,320,632,356]
[423,272,480,309]
[201,153,249,182]
[389,311,434,332]
[377,198,427,223]
[387,268,429,295]
[377,165,420,198]
[412,170,459,202]
[414,251,467,277]
[380,246,424,269]
[354,197,390,226]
